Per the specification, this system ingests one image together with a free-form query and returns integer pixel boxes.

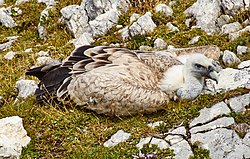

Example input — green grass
[0,0,250,158]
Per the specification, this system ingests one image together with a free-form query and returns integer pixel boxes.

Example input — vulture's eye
[194,63,205,69]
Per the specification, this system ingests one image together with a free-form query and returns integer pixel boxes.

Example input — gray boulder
[0,116,31,159]
[0,36,18,51]
[154,38,167,50]
[227,93,250,112]
[221,22,242,34]
[229,26,250,41]
[237,45,249,54]
[166,22,179,32]
[103,130,130,147]
[0,8,17,28]
[15,79,38,102]
[4,51,16,60]
[155,4,173,17]
[184,0,221,34]
[216,14,231,28]
[222,50,240,66]
[188,36,200,45]
[221,0,250,16]
[130,13,140,23]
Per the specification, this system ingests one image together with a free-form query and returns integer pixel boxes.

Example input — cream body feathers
[26,45,219,116]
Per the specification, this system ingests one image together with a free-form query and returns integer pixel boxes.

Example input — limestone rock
[190,117,235,134]
[154,38,167,50]
[238,60,250,69]
[0,116,31,159]
[165,126,187,145]
[169,140,193,159]
[72,32,94,48]
[215,68,250,92]
[103,130,130,147]
[216,14,231,28]
[136,137,169,150]
[191,128,250,159]
[237,45,248,54]
[147,121,165,129]
[155,4,173,17]
[190,102,231,127]
[166,22,179,32]
[221,22,242,34]
[0,8,17,28]
[35,57,60,66]
[15,0,29,5]
[188,36,200,45]
[229,26,250,41]
[4,51,16,60]
[0,0,4,6]
[130,13,140,23]
[221,0,249,16]
[118,26,129,41]
[37,0,56,6]
[15,79,38,100]
[222,50,240,66]
[0,36,18,51]
[184,0,221,34]
[38,6,54,39]
[37,50,49,57]
[129,12,156,37]
[227,93,250,112]
[139,45,153,51]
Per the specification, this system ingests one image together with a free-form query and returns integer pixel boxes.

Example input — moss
[190,142,211,159]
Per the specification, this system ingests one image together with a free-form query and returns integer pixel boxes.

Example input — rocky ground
[0,0,250,158]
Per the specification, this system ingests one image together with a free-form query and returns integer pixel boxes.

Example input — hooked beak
[208,71,219,84]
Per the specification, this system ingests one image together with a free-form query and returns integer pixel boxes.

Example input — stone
[165,126,186,145]
[169,140,193,159]
[216,14,231,28]
[130,13,140,23]
[15,79,38,100]
[237,45,248,54]
[139,45,153,51]
[166,22,179,32]
[215,68,250,92]
[35,57,60,66]
[0,36,18,51]
[169,45,221,61]
[147,121,165,129]
[190,117,235,134]
[243,131,250,147]
[221,0,249,16]
[72,32,94,48]
[118,26,129,41]
[229,26,250,41]
[15,0,29,5]
[154,38,167,50]
[24,48,33,53]
[191,128,250,159]
[38,23,47,39]
[0,0,4,6]
[0,8,17,28]
[103,130,130,147]
[4,51,16,60]
[116,25,123,29]
[220,22,242,34]
[185,18,192,28]
[222,50,240,66]
[238,60,250,69]
[184,0,221,34]
[37,0,56,6]
[242,19,250,27]
[0,116,31,159]
[37,50,49,57]
[60,5,89,38]
[169,1,176,6]
[188,36,200,45]
[89,9,119,37]
[227,93,250,112]
[129,12,157,37]
[12,7,22,15]
[190,102,231,127]
[136,137,169,150]
[155,4,173,17]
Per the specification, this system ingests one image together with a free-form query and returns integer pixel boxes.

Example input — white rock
[237,45,248,54]
[190,102,231,127]
[154,38,167,50]
[0,0,4,6]
[72,32,94,48]
[24,48,33,53]
[188,36,200,45]
[220,22,242,34]
[0,8,17,28]
[118,26,130,40]
[243,19,250,27]
[38,23,47,39]
[169,140,193,159]
[35,57,60,66]
[216,68,250,92]
[165,127,186,145]
[227,93,250,113]
[216,14,231,28]
[4,51,16,60]
[136,137,169,150]
[185,18,192,28]
[129,12,157,37]
[139,45,153,51]
[238,60,250,69]
[12,7,22,15]
[0,116,31,159]
[147,121,165,129]
[155,4,173,17]
[184,0,221,34]
[89,9,119,37]
[103,130,130,147]
[15,0,29,5]
[0,36,18,51]
[190,117,235,134]
[169,1,176,6]
[229,26,250,41]
[191,128,250,159]
[16,79,38,100]
[243,131,250,147]
[130,13,140,23]
[37,0,56,6]
[116,25,123,29]
[221,0,249,16]
[222,50,240,66]
[37,50,49,57]
[166,22,179,32]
